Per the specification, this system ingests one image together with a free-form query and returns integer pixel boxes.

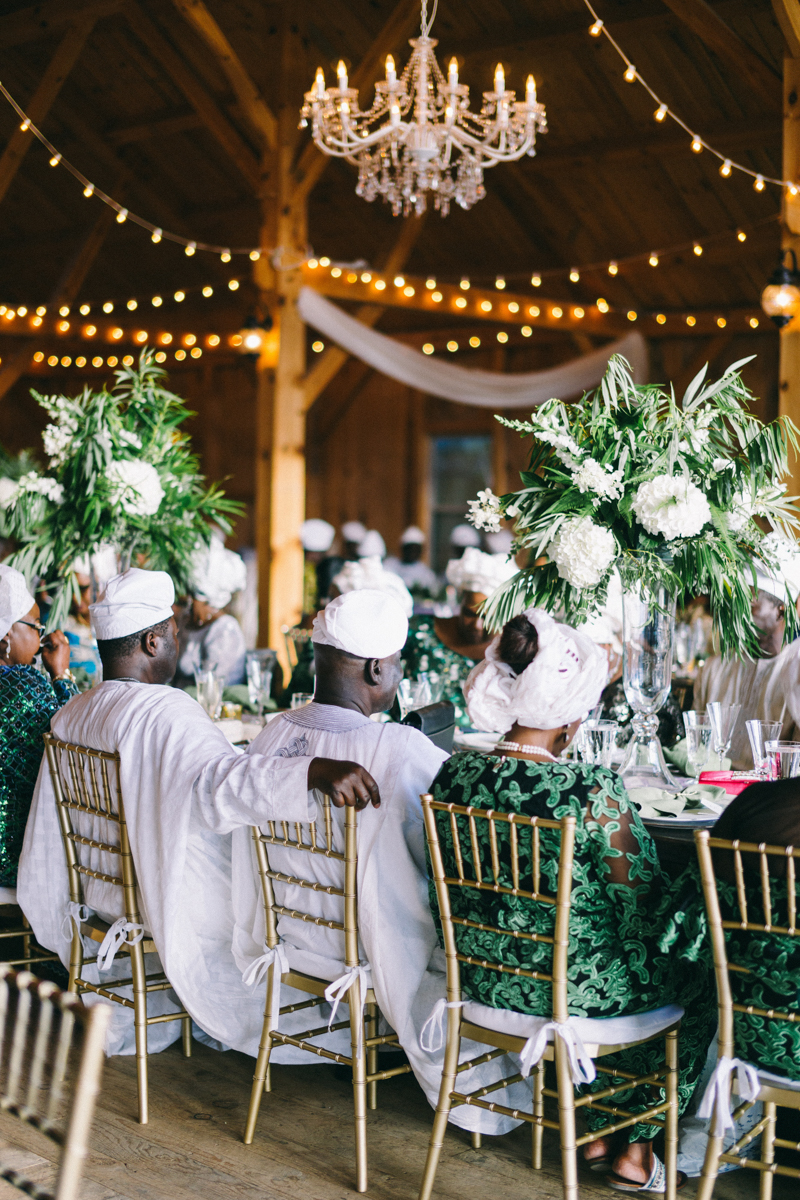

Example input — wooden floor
[0,1039,795,1200]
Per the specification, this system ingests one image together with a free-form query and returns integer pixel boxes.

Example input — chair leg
[243,966,277,1145]
[350,985,368,1194]
[68,924,83,994]
[418,1015,461,1200]
[759,1101,777,1200]
[470,1132,482,1149]
[181,1015,192,1058]
[130,942,149,1125]
[695,1118,724,1200]
[555,1036,579,1200]
[532,1060,545,1169]
[22,914,31,964]
[366,1001,378,1111]
[664,1028,679,1200]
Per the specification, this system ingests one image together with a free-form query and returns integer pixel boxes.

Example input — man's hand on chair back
[307,758,381,810]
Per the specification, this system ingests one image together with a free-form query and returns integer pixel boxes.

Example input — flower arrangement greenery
[0,351,242,628]
[468,355,800,659]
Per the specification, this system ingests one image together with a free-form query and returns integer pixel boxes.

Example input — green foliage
[3,351,243,628]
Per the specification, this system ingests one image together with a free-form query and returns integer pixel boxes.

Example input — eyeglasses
[16,620,45,636]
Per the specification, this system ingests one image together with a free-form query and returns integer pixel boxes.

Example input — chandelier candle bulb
[526,75,537,103]
[315,68,325,98]
[494,64,505,95]
[448,57,458,86]
[385,55,396,85]
[337,60,348,92]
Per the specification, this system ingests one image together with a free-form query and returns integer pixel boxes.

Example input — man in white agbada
[17,568,383,1059]
[175,534,248,687]
[232,589,533,1133]
[695,536,800,769]
[384,526,438,594]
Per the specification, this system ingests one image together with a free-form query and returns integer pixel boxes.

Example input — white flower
[118,429,142,449]
[571,458,624,500]
[548,516,616,589]
[632,475,711,540]
[0,477,19,509]
[107,459,164,517]
[42,419,78,467]
[727,489,754,533]
[505,502,520,518]
[467,488,503,533]
[16,471,64,504]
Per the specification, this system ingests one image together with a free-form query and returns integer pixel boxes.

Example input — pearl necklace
[494,740,559,762]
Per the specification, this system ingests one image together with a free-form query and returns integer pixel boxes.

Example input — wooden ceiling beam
[106,110,203,144]
[124,2,261,191]
[0,15,97,207]
[660,0,780,104]
[169,0,277,150]
[773,0,800,58]
[0,0,121,48]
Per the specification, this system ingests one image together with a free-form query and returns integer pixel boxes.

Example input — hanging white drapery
[298,287,648,409]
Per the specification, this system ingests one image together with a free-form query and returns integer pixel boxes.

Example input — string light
[720,160,732,178]
[127,299,137,310]
[151,229,162,243]
[531,275,542,287]
[624,64,636,82]
[83,184,94,198]
[496,331,508,342]
[116,209,127,224]
[649,254,659,267]
[608,261,618,275]
[152,296,163,306]
[460,277,470,290]
[422,343,434,355]
[470,336,481,347]
[447,340,459,351]
[495,276,506,290]
[693,242,703,256]
[49,153,61,167]
[589,19,603,36]
[569,269,580,282]
[754,175,765,192]
[654,104,667,122]
[737,230,747,242]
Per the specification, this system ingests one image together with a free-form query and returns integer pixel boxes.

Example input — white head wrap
[484,528,514,556]
[89,568,175,641]
[313,590,408,659]
[357,529,386,559]
[576,571,623,656]
[189,535,247,610]
[332,556,413,617]
[464,608,608,733]
[754,533,800,604]
[450,523,481,549]
[341,520,367,544]
[0,564,35,640]
[300,518,335,552]
[446,546,518,597]
[400,525,426,545]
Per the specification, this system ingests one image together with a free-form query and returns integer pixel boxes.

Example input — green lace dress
[430,752,717,1141]
[0,664,78,887]
[401,615,475,729]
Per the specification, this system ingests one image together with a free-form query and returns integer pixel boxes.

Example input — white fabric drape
[298,287,648,408]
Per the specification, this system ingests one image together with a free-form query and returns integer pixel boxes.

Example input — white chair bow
[242,942,289,1032]
[519,1020,596,1085]
[61,901,91,943]
[420,998,465,1052]
[697,1055,761,1137]
[324,965,370,1060]
[96,917,144,972]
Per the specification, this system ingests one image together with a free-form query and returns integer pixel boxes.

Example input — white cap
[400,525,426,545]
[332,556,413,617]
[484,529,513,555]
[0,564,35,640]
[301,518,335,552]
[450,523,481,548]
[357,529,386,558]
[313,590,408,659]
[445,547,518,596]
[90,568,175,641]
[189,536,247,610]
[341,520,367,543]
[754,532,800,604]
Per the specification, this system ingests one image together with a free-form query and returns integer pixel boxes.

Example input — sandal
[583,1133,622,1173]
[607,1153,687,1194]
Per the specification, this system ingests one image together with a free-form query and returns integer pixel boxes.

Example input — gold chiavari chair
[0,963,110,1200]
[694,829,800,1199]
[419,796,683,1200]
[243,797,412,1193]
[43,732,192,1125]
[0,888,59,972]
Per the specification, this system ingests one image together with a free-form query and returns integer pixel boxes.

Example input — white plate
[641,809,720,828]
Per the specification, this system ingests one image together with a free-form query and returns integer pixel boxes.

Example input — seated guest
[403,546,517,729]
[174,533,248,688]
[341,520,367,562]
[0,564,76,887]
[331,555,413,616]
[384,526,438,595]
[695,540,800,769]
[18,567,382,1059]
[300,518,341,615]
[431,608,716,1190]
[356,529,386,560]
[448,522,480,560]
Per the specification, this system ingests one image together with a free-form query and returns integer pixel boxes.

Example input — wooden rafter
[0,16,97,207]
[107,111,203,145]
[169,0,277,149]
[0,0,121,48]
[773,0,800,59]
[660,0,781,104]
[124,1,261,191]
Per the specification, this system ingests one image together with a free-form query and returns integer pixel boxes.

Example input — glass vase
[619,579,678,790]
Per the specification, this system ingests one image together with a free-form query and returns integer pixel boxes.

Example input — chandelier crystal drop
[299,0,547,216]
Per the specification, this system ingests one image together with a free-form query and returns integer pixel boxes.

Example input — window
[429,435,492,572]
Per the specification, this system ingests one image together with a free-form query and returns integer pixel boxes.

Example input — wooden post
[779,53,800,490]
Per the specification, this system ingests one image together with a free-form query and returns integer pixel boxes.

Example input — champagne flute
[707,702,741,766]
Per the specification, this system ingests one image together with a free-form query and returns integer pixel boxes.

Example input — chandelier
[299,0,547,217]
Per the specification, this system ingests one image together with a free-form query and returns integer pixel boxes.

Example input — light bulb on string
[79,304,90,315]
[690,137,703,153]
[83,184,94,197]
[49,153,61,167]
[151,229,162,243]
[174,291,185,302]
[693,243,703,256]
[719,160,732,178]
[127,299,137,311]
[152,296,163,306]
[495,276,506,289]
[608,261,618,275]
[531,274,541,287]
[202,286,213,297]
[249,250,261,261]
[654,104,667,122]
[737,230,747,242]
[569,268,580,282]
[221,250,231,262]
[649,254,659,267]
[116,208,128,224]
[624,64,636,82]
[589,19,603,36]
[103,302,113,313]
[460,277,470,289]
[185,242,196,256]
[754,175,765,192]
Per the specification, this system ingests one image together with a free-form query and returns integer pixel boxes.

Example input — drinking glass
[765,740,800,780]
[290,693,314,709]
[683,711,713,778]
[195,669,222,720]
[246,650,276,720]
[397,677,434,719]
[746,720,783,777]
[577,720,619,769]
[707,702,741,762]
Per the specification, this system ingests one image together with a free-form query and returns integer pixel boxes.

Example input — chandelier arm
[448,125,536,163]
[313,121,410,157]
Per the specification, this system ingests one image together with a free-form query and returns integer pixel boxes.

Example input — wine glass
[195,668,222,720]
[746,720,782,777]
[706,702,741,765]
[246,650,276,721]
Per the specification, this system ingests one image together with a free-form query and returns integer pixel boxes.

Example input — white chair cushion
[0,888,17,906]
[463,999,684,1053]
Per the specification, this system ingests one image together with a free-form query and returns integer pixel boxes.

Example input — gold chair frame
[0,963,110,1200]
[0,903,59,972]
[244,799,412,1192]
[281,624,312,673]
[419,796,681,1200]
[43,732,192,1125]
[694,829,800,1198]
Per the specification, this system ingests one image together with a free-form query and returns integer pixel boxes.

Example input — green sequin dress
[401,615,475,729]
[429,752,717,1141]
[0,665,77,887]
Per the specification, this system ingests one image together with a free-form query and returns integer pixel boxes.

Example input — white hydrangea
[548,516,616,589]
[571,458,624,500]
[42,418,78,468]
[16,471,64,504]
[0,477,19,509]
[727,489,755,533]
[632,475,711,540]
[467,488,503,533]
[107,459,164,517]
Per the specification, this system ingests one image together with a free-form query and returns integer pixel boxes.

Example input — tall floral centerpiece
[0,352,242,629]
[467,355,800,787]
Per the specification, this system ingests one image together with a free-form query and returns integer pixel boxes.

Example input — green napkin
[663,737,730,775]
[628,783,728,821]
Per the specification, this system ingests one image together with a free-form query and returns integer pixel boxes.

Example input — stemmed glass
[195,668,222,720]
[746,720,782,777]
[246,651,275,722]
[682,711,712,778]
[706,702,741,767]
